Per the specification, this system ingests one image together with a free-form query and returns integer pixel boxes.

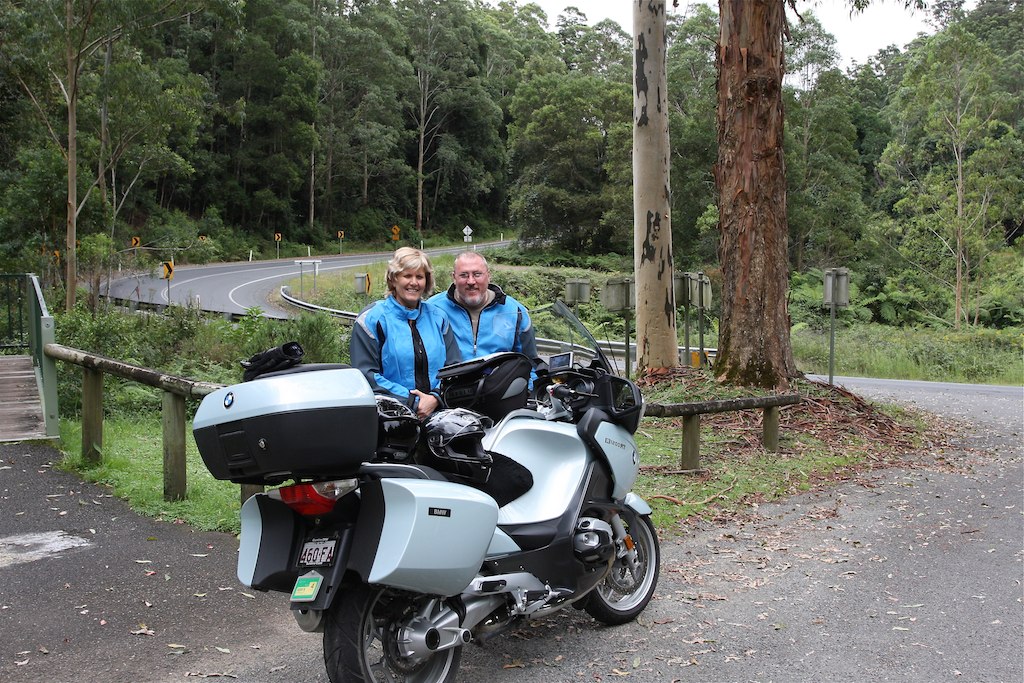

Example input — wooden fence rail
[645,394,802,470]
[43,339,799,500]
[43,342,225,502]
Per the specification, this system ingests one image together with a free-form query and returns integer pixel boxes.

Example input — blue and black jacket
[351,296,461,410]
[428,283,538,361]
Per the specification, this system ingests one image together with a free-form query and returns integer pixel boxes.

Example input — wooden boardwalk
[0,355,50,442]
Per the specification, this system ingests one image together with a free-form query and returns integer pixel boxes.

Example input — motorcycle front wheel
[584,513,660,625]
[323,583,461,683]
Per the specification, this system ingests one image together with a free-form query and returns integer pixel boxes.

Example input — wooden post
[680,414,701,470]
[81,367,103,465]
[763,405,780,452]
[162,390,187,501]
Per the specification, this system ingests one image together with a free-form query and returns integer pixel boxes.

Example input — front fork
[610,514,643,580]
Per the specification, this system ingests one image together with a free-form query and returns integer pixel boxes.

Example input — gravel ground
[2,378,1020,683]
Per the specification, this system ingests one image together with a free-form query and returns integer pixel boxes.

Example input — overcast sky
[523,0,942,68]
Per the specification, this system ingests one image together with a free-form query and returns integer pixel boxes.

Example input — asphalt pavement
[1,379,1021,683]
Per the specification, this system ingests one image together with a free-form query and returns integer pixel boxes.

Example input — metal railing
[1,273,29,350]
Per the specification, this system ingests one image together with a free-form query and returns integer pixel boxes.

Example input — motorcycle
[192,301,659,682]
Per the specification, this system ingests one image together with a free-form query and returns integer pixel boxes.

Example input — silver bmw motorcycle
[193,301,659,682]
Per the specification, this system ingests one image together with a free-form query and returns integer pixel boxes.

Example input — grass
[791,324,1023,386]
[58,417,243,533]
[54,369,940,541]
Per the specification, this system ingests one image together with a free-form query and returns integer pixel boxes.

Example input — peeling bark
[714,0,797,389]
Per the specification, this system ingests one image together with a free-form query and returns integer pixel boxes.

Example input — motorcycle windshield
[530,300,617,375]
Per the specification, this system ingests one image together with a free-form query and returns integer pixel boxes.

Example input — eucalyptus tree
[712,0,797,388]
[632,0,677,371]
[507,68,630,253]
[478,1,558,107]
[315,1,412,234]
[881,21,1020,328]
[711,0,930,389]
[0,0,194,310]
[219,0,321,236]
[396,0,502,234]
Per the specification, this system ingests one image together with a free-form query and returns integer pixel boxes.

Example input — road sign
[161,261,174,280]
[274,232,282,242]
[391,225,400,241]
[463,225,473,236]
[131,236,141,248]
[338,230,344,239]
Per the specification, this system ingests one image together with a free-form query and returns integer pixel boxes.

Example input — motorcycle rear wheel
[323,583,461,683]
[584,513,660,625]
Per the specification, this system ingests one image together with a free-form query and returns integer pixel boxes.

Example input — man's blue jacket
[351,296,461,409]
[428,283,538,362]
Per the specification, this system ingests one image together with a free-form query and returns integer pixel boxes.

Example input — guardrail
[24,274,61,437]
[644,394,802,470]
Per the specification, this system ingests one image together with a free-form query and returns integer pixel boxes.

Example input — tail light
[269,479,358,516]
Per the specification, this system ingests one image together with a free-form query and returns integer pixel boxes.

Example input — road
[1,379,1020,682]
[105,244,503,319]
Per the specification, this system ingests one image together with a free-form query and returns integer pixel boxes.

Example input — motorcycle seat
[359,462,449,481]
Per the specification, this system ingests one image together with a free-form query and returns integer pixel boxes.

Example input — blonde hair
[386,247,435,296]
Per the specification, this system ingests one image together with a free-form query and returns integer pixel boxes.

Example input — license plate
[298,537,337,567]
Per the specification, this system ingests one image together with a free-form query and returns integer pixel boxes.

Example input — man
[429,252,538,363]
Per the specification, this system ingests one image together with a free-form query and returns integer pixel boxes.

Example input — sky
[524,0,940,69]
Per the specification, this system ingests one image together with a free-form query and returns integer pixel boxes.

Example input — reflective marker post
[823,268,850,385]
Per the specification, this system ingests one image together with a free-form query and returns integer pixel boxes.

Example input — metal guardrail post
[27,275,60,437]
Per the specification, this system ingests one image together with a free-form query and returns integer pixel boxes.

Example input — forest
[0,0,1021,330]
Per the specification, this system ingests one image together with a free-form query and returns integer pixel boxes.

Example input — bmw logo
[223,392,235,409]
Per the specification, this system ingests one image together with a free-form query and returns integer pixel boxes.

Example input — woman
[350,247,461,418]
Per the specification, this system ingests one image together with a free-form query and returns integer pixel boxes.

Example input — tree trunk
[64,0,78,312]
[633,0,677,372]
[713,0,797,389]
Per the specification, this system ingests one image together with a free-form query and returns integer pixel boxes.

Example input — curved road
[105,244,503,319]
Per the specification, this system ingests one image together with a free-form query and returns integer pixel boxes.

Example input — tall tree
[713,0,927,388]
[633,0,677,372]
[882,21,1020,328]
[713,0,797,389]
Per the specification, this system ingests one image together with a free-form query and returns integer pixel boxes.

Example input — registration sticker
[291,571,324,603]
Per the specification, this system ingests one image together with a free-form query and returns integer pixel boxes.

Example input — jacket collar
[385,294,422,320]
